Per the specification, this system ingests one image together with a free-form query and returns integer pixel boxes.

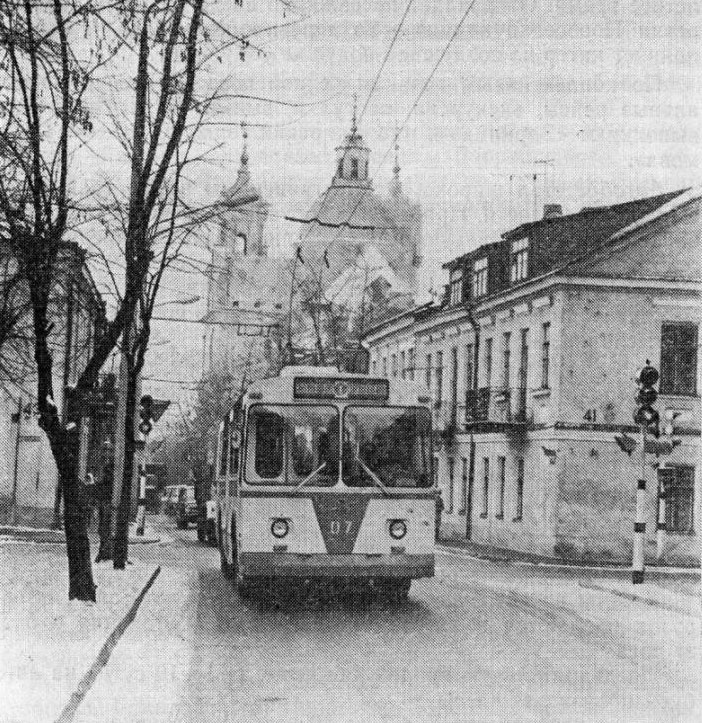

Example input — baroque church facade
[203,111,423,379]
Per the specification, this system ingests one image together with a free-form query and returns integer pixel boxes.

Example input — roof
[285,184,397,230]
[501,188,688,241]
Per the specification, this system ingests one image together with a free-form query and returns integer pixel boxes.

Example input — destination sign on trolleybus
[293,376,390,401]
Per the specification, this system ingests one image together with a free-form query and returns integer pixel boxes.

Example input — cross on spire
[240,120,249,166]
[351,93,358,135]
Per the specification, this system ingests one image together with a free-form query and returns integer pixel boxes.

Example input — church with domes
[203,109,423,377]
[287,105,423,320]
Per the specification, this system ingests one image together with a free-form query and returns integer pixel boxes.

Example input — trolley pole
[632,426,647,584]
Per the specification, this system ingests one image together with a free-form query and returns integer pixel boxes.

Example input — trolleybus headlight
[271,518,289,539]
[388,520,407,540]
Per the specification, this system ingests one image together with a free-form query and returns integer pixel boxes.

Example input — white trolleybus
[212,366,435,600]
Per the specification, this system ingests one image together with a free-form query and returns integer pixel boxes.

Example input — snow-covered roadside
[0,543,159,723]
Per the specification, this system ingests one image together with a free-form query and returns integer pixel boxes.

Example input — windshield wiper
[355,456,390,496]
[296,462,328,490]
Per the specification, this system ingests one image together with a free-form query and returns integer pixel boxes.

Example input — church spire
[390,127,402,196]
[351,92,358,136]
[240,120,249,167]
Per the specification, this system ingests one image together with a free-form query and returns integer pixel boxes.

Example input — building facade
[202,131,287,382]
[365,189,701,565]
[0,242,107,526]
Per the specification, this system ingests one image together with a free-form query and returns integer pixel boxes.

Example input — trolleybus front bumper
[240,552,434,579]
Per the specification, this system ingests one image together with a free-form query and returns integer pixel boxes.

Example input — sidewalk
[0,542,159,723]
[437,535,701,575]
[0,522,164,545]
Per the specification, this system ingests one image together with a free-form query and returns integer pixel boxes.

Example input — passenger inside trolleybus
[343,407,432,489]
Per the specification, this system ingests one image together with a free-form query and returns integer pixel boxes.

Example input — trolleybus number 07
[329,520,353,535]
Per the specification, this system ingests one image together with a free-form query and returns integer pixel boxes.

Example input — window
[436,351,444,407]
[400,351,406,380]
[514,459,524,521]
[510,237,529,283]
[382,357,388,377]
[502,332,511,389]
[459,458,468,514]
[391,353,398,378]
[343,406,433,488]
[449,268,463,305]
[660,323,698,396]
[450,347,459,416]
[371,360,377,375]
[465,344,474,392]
[337,157,344,177]
[484,338,493,388]
[519,328,529,389]
[363,160,369,179]
[446,458,455,513]
[408,348,415,381]
[234,233,247,255]
[350,158,359,179]
[660,467,695,534]
[496,456,506,518]
[425,353,432,391]
[541,322,551,389]
[473,257,488,298]
[246,405,338,486]
[481,458,489,517]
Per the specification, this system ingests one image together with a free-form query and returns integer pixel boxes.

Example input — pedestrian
[435,491,444,541]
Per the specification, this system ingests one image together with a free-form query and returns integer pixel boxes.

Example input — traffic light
[658,409,682,455]
[634,361,660,437]
[139,394,153,435]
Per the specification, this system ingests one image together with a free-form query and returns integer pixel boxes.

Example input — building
[202,128,287,382]
[204,111,424,379]
[364,188,701,566]
[0,241,107,526]
[287,107,423,338]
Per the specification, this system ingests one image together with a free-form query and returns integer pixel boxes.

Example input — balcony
[465,387,531,432]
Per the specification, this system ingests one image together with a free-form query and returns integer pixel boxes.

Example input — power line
[358,0,415,124]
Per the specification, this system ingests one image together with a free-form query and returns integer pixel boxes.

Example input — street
[70,517,700,723]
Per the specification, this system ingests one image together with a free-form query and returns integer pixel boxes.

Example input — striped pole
[656,472,666,561]
[632,426,647,584]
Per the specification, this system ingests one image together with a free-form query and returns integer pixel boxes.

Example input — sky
[78,0,700,408]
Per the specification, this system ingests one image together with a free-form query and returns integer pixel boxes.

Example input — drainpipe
[464,300,480,541]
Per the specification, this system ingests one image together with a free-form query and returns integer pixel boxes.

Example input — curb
[54,565,162,723]
[435,544,701,576]
[0,533,161,545]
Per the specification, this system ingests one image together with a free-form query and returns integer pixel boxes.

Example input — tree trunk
[113,368,137,569]
[52,428,96,601]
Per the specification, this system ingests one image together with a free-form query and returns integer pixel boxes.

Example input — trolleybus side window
[342,406,432,488]
[245,405,338,486]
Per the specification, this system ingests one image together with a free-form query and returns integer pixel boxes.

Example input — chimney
[543,203,562,219]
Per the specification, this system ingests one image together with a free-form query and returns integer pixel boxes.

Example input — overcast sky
[115,0,700,407]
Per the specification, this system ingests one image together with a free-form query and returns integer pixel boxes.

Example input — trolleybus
[212,366,435,600]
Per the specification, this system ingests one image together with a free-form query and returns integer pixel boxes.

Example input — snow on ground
[0,543,157,723]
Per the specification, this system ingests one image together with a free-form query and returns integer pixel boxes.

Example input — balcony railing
[465,387,531,427]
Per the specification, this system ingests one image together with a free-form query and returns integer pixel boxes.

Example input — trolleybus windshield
[342,406,432,488]
[245,405,339,486]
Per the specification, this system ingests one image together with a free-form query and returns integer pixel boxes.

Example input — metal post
[135,463,147,536]
[656,469,666,561]
[632,426,647,584]
[10,397,22,525]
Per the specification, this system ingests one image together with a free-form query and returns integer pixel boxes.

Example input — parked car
[175,486,198,530]
[161,485,188,515]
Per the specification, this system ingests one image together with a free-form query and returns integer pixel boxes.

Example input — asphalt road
[74,517,701,723]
